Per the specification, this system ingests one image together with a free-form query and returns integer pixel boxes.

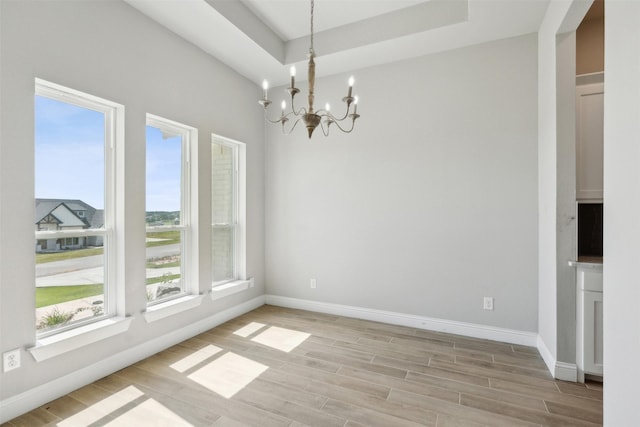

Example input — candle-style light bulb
[353,95,359,114]
[262,79,269,99]
[347,75,354,98]
[325,102,330,112]
[281,100,286,111]
[290,66,296,88]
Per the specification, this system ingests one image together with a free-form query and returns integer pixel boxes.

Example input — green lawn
[36,277,181,307]
[146,274,181,285]
[146,230,180,247]
[147,260,181,269]
[36,247,104,264]
[36,284,103,308]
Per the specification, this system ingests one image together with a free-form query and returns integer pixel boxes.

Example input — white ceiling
[240,0,426,41]
[124,0,551,87]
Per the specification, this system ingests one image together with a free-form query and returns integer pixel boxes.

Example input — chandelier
[258,0,360,138]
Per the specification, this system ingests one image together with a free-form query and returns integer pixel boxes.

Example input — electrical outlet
[248,277,255,288]
[3,349,21,372]
[310,278,317,289]
[483,297,494,311]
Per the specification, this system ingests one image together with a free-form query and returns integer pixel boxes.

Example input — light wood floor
[5,305,603,426]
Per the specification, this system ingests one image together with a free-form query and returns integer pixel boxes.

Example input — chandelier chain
[310,0,314,54]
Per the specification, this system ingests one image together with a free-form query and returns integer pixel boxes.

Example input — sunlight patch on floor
[187,352,268,398]
[104,397,193,426]
[251,326,310,353]
[57,385,191,426]
[170,344,223,373]
[233,321,266,337]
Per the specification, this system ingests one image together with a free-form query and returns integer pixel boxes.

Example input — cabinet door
[583,290,604,375]
[576,83,604,201]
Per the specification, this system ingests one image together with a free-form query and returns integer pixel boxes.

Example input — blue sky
[145,126,182,212]
[35,96,181,212]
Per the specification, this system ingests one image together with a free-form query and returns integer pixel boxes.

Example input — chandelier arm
[263,108,289,125]
[327,116,358,134]
[282,117,303,135]
[318,120,331,137]
[330,104,353,122]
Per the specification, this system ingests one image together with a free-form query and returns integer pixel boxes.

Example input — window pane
[212,227,234,282]
[146,124,184,303]
[212,141,235,283]
[146,230,182,302]
[146,125,182,223]
[212,143,234,225]
[35,96,106,332]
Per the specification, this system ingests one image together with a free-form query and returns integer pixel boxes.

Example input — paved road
[36,266,180,287]
[36,243,180,277]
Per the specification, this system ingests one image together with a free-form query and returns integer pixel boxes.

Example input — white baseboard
[536,335,577,381]
[0,296,265,424]
[555,361,578,382]
[265,295,538,347]
[537,335,556,374]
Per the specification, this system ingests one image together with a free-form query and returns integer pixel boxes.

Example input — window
[34,79,122,336]
[145,115,196,305]
[211,135,246,286]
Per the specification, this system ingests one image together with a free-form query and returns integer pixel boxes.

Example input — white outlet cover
[3,349,21,372]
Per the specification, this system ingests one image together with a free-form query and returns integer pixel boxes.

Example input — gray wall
[0,0,264,399]
[265,34,539,332]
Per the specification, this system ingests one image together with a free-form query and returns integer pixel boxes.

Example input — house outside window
[34,79,123,336]
[212,135,246,286]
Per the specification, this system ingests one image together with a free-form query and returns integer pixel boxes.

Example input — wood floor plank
[429,358,557,389]
[303,350,409,378]
[406,364,492,387]
[490,378,603,412]
[337,366,461,404]
[304,378,439,425]
[460,393,601,427]
[545,400,603,424]
[233,387,346,427]
[322,398,433,427]
[454,355,553,379]
[555,380,604,400]
[7,408,60,427]
[373,364,548,411]
[7,305,603,427]
[352,337,457,362]
[277,362,392,399]
[435,413,492,427]
[388,389,540,427]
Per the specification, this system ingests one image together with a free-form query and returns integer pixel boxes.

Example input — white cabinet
[575,264,603,381]
[576,82,604,201]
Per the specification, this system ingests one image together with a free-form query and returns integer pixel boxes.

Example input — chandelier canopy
[258,0,360,138]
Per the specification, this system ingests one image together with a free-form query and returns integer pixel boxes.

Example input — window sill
[143,294,204,323]
[210,278,254,301]
[29,316,132,362]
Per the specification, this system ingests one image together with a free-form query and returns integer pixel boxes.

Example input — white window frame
[143,114,202,320]
[211,134,247,298]
[33,79,127,345]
